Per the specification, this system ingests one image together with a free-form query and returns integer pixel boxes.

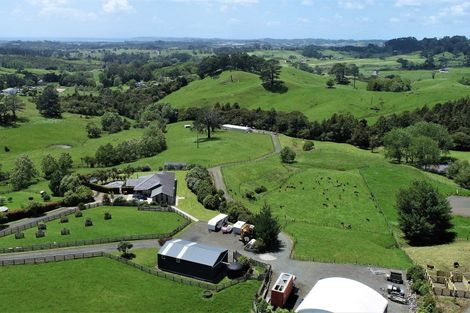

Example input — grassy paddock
[0,206,185,248]
[161,66,470,122]
[0,257,259,313]
[223,136,468,268]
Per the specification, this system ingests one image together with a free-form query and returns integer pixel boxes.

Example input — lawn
[0,257,260,313]
[160,66,470,122]
[174,171,219,221]
[0,180,62,211]
[0,206,186,249]
[223,136,469,269]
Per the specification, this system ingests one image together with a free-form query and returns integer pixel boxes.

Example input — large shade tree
[397,180,454,245]
[193,107,221,140]
[36,85,61,118]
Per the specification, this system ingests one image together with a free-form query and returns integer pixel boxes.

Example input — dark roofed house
[158,239,228,283]
[125,172,177,205]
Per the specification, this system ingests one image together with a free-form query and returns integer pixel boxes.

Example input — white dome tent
[295,277,388,313]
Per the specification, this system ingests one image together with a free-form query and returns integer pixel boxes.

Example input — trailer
[386,271,404,284]
[271,273,295,308]
[207,213,228,232]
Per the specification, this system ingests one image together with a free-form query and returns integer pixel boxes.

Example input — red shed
[271,272,295,308]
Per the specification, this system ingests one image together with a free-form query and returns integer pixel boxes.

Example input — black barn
[157,239,228,283]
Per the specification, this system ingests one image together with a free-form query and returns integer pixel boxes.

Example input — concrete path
[448,195,470,217]
[208,131,280,202]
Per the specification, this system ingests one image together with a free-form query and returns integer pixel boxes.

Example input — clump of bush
[280,147,296,164]
[85,217,93,227]
[102,194,111,205]
[185,165,225,211]
[38,223,47,230]
[36,229,45,238]
[367,75,411,92]
[15,232,25,239]
[224,201,253,223]
[78,203,86,211]
[303,141,315,151]
[254,186,267,194]
[63,186,94,207]
[104,212,112,220]
[61,228,70,236]
[245,190,256,200]
[75,210,83,217]
[60,216,69,223]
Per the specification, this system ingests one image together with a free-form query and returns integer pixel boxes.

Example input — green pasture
[223,136,469,268]
[0,257,259,313]
[0,206,185,249]
[161,66,470,122]
[0,180,62,211]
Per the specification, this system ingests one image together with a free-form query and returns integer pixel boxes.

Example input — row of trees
[367,75,412,92]
[89,125,166,167]
[383,122,453,166]
[185,165,226,211]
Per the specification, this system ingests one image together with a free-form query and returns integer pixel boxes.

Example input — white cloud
[266,20,280,26]
[395,0,421,7]
[171,0,259,3]
[29,0,97,20]
[102,0,133,13]
[389,17,400,22]
[337,0,374,10]
[301,0,313,5]
[297,17,310,23]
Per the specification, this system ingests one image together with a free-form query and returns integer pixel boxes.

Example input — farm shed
[233,221,246,235]
[157,239,228,283]
[295,277,388,313]
[222,124,253,133]
[208,213,228,231]
[271,272,295,308]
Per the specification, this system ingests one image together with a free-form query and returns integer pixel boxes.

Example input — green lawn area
[0,206,186,249]
[450,150,470,163]
[223,136,470,269]
[160,66,470,122]
[0,180,62,210]
[0,257,260,313]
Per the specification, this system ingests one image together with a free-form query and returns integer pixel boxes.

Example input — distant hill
[160,66,470,122]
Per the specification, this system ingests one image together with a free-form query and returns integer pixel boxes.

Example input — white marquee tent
[295,277,388,313]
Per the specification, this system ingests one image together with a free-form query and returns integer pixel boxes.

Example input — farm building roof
[126,172,175,196]
[295,277,388,313]
[158,239,228,267]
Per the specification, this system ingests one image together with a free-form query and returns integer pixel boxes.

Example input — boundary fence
[0,250,264,293]
[0,219,190,254]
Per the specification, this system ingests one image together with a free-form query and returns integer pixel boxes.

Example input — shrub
[41,193,51,202]
[112,196,128,206]
[104,212,112,220]
[35,229,45,238]
[237,255,251,269]
[85,218,93,227]
[407,265,426,281]
[102,194,111,205]
[38,223,47,230]
[254,186,267,194]
[280,147,296,164]
[60,216,69,223]
[78,203,86,211]
[75,210,83,217]
[61,228,70,236]
[63,186,94,207]
[15,232,25,239]
[245,191,256,200]
[303,141,315,151]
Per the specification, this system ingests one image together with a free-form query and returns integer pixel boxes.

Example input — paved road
[208,166,232,201]
[448,196,470,217]
[209,131,280,201]
[179,222,409,313]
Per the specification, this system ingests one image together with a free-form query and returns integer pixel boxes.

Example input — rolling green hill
[161,66,470,122]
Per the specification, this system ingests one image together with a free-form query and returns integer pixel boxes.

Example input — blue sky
[1,0,469,40]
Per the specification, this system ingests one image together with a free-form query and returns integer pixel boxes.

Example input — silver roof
[158,239,228,267]
[126,172,175,196]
